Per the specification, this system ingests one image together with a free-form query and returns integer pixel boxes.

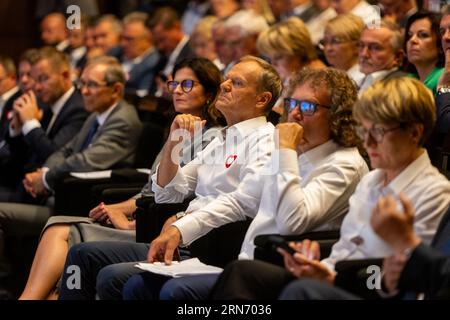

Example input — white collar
[96,102,118,126]
[220,116,268,141]
[298,140,339,167]
[123,47,155,66]
[51,86,75,114]
[1,86,19,102]
[368,150,430,194]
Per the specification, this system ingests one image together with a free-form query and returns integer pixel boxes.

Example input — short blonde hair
[325,14,364,42]
[354,77,435,146]
[191,16,217,41]
[256,17,316,63]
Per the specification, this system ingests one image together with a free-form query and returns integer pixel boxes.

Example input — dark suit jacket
[435,92,450,134]
[108,46,163,95]
[44,100,142,189]
[7,89,88,166]
[0,88,21,142]
[125,49,162,95]
[399,207,450,299]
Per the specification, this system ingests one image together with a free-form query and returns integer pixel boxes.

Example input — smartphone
[267,235,297,256]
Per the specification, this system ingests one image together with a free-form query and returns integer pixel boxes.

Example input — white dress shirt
[358,68,398,97]
[351,0,381,27]
[152,116,274,245]
[322,151,450,271]
[239,141,369,259]
[347,63,365,88]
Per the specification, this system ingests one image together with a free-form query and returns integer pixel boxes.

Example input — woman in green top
[405,11,444,95]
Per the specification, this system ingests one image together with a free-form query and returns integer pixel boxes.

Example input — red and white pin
[225,155,237,168]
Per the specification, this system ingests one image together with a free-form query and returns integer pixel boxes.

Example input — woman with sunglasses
[19,57,225,300]
[320,14,365,87]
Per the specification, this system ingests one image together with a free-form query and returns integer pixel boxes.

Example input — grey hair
[223,9,269,37]
[97,14,123,35]
[86,56,126,86]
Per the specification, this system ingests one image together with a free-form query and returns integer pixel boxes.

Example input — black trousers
[211,260,296,300]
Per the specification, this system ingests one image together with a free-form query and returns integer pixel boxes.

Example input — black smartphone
[267,235,297,256]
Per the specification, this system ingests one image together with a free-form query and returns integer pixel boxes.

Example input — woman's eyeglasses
[284,98,331,116]
[355,125,403,143]
[167,79,198,93]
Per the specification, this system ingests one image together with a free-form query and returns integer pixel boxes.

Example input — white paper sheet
[135,258,223,278]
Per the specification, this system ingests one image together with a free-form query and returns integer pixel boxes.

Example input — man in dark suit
[0,56,20,144]
[23,56,142,198]
[0,56,142,286]
[147,7,195,97]
[0,47,88,198]
[114,12,162,97]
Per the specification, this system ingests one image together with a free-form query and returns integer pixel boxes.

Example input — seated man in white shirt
[57,55,283,300]
[120,67,370,300]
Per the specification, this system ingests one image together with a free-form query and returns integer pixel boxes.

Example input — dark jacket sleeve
[436,92,450,134]
[398,243,450,299]
[23,92,88,164]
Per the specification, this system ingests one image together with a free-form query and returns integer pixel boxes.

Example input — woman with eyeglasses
[320,14,365,87]
[19,57,225,300]
[207,77,450,301]
[256,17,325,117]
[405,11,444,95]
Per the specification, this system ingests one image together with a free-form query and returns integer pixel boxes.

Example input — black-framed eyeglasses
[76,80,111,90]
[167,79,198,93]
[355,125,403,143]
[284,98,331,116]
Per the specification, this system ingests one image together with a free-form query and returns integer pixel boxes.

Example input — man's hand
[89,202,134,230]
[382,253,409,294]
[147,226,181,265]
[13,91,43,124]
[275,123,304,150]
[277,240,335,284]
[370,194,421,252]
[23,170,48,198]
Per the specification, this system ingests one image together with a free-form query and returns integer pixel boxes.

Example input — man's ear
[393,49,405,68]
[256,91,272,110]
[112,82,124,96]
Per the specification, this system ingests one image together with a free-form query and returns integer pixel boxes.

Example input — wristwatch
[175,211,187,220]
[437,86,450,95]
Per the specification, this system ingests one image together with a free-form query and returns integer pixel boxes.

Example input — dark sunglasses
[167,79,198,93]
[284,98,331,116]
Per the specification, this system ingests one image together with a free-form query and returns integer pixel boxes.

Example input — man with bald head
[40,12,69,51]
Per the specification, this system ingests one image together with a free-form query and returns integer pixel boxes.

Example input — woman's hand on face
[170,114,206,137]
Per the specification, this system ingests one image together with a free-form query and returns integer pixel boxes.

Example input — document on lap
[135,258,223,277]
[70,170,112,179]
